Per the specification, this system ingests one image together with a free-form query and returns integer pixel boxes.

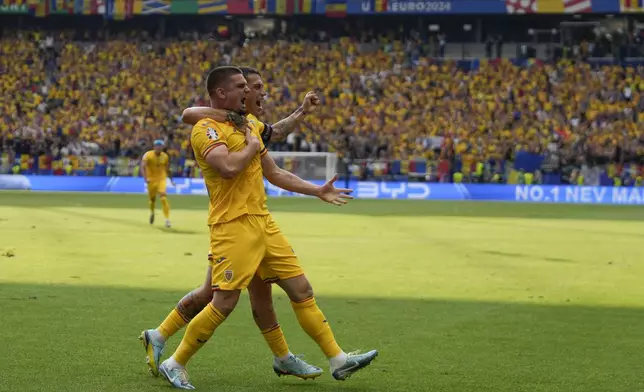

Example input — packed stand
[1,26,644,185]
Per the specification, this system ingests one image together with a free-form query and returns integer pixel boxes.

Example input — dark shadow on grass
[3,191,644,221]
[480,250,526,259]
[157,227,200,235]
[43,207,201,235]
[480,250,576,263]
[1,282,643,392]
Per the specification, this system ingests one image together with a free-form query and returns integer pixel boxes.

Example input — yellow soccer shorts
[209,215,304,291]
[147,179,167,198]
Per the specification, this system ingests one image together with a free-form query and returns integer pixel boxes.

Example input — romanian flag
[622,0,644,12]
[198,0,227,13]
[296,0,312,13]
[250,0,266,13]
[374,0,387,12]
[325,0,345,17]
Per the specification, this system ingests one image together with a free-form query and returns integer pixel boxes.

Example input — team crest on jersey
[224,269,234,282]
[206,127,219,140]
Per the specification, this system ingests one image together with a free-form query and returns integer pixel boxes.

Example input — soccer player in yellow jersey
[141,140,174,228]
[157,67,377,390]
[141,68,324,381]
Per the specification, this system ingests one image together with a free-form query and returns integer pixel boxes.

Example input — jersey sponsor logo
[206,127,219,140]
[224,269,234,282]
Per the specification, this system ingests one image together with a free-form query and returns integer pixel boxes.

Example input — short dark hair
[206,66,243,95]
[238,66,261,79]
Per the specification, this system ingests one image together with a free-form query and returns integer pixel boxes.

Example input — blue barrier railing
[1,175,643,205]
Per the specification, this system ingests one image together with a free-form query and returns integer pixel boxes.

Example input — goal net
[267,152,338,181]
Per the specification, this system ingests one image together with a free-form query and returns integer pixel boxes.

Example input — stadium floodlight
[463,24,472,32]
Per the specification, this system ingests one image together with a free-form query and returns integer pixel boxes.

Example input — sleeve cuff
[203,142,226,158]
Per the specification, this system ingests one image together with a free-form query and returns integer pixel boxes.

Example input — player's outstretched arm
[261,153,352,206]
[204,127,261,179]
[270,91,319,142]
[182,107,247,129]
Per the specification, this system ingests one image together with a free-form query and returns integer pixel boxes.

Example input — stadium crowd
[1,20,644,185]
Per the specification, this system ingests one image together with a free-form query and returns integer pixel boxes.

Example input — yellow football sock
[261,324,290,358]
[160,196,170,219]
[174,303,226,366]
[157,308,188,340]
[149,198,155,214]
[291,297,342,358]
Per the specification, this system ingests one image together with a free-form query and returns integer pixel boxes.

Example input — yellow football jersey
[191,118,269,225]
[142,150,169,181]
[246,113,272,144]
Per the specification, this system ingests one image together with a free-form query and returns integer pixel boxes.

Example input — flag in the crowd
[142,0,169,13]
[325,0,345,17]
[297,0,313,13]
[622,0,644,12]
[170,0,197,13]
[83,0,97,14]
[36,0,50,16]
[108,0,134,19]
[276,0,286,14]
[506,0,537,13]
[51,0,71,13]
[250,0,266,13]
[563,0,591,12]
[198,0,226,13]
[375,0,387,12]
[227,0,252,13]
[4,0,29,6]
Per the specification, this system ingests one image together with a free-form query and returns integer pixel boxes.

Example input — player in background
[158,67,377,390]
[141,140,174,228]
[140,68,323,380]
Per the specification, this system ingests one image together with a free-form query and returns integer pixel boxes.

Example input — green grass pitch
[1,191,643,392]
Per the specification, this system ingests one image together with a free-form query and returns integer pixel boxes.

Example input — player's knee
[160,193,167,199]
[279,275,313,302]
[211,290,240,316]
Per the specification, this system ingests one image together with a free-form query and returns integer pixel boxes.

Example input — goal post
[267,151,338,181]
